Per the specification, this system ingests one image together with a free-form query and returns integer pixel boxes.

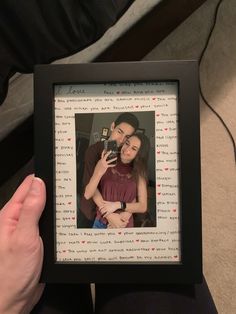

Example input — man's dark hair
[114,113,139,131]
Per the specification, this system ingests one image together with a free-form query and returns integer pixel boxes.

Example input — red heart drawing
[71,217,75,220]
[135,105,139,108]
[157,184,161,187]
[82,241,86,243]
[152,248,155,251]
[63,250,66,253]
[157,192,161,195]
[136,239,139,242]
[68,138,71,141]
[152,97,156,100]
[156,113,160,116]
[172,209,177,212]
[164,168,169,171]
[164,128,168,131]
[157,151,160,154]
[173,255,178,258]
[68,202,72,205]
[118,232,122,235]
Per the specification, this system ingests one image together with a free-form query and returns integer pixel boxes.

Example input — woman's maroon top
[96,158,137,227]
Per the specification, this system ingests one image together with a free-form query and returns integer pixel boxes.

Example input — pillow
[0,0,134,105]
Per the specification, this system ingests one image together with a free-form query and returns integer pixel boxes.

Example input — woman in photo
[84,133,150,228]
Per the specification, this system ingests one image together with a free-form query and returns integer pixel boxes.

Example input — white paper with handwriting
[54,82,180,263]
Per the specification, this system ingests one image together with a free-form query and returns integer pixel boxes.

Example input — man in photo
[77,112,139,228]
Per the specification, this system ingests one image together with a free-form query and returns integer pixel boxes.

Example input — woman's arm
[99,176,148,216]
[84,170,103,200]
[84,150,116,200]
[125,177,147,213]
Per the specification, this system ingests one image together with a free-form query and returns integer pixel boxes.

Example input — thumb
[17,177,46,235]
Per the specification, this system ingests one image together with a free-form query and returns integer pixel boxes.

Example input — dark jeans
[32,278,218,314]
[31,284,93,314]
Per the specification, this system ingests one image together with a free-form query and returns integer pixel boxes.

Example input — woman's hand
[119,211,132,223]
[84,150,117,200]
[99,201,121,217]
[106,213,129,228]
[94,150,117,177]
[0,175,46,314]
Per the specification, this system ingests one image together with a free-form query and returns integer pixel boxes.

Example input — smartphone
[104,140,118,165]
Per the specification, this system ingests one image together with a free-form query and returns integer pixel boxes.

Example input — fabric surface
[143,1,236,312]
[29,278,218,314]
[95,278,218,314]
[0,0,134,105]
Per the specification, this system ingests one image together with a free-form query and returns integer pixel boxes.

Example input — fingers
[101,150,106,159]
[99,205,107,217]
[99,205,109,215]
[99,204,106,210]
[101,211,108,217]
[112,223,126,228]
[17,177,46,236]
[102,151,117,164]
[101,150,111,159]
[106,157,117,166]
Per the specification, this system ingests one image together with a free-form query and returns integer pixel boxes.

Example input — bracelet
[120,201,126,210]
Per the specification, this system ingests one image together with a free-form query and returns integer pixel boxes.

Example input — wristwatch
[120,201,126,210]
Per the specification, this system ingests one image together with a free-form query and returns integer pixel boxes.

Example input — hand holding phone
[104,140,118,165]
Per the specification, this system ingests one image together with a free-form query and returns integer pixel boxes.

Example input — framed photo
[34,61,202,284]
[101,127,109,137]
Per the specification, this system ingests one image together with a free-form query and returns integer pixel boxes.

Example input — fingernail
[31,177,43,194]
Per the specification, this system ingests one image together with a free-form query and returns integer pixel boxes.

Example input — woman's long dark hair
[131,133,150,183]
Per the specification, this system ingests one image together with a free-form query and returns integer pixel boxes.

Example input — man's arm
[82,144,101,188]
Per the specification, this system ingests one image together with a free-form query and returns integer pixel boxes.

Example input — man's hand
[0,175,46,314]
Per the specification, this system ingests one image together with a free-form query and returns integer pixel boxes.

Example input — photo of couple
[76,111,156,229]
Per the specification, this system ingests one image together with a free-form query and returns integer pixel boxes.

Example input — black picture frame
[34,61,202,284]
